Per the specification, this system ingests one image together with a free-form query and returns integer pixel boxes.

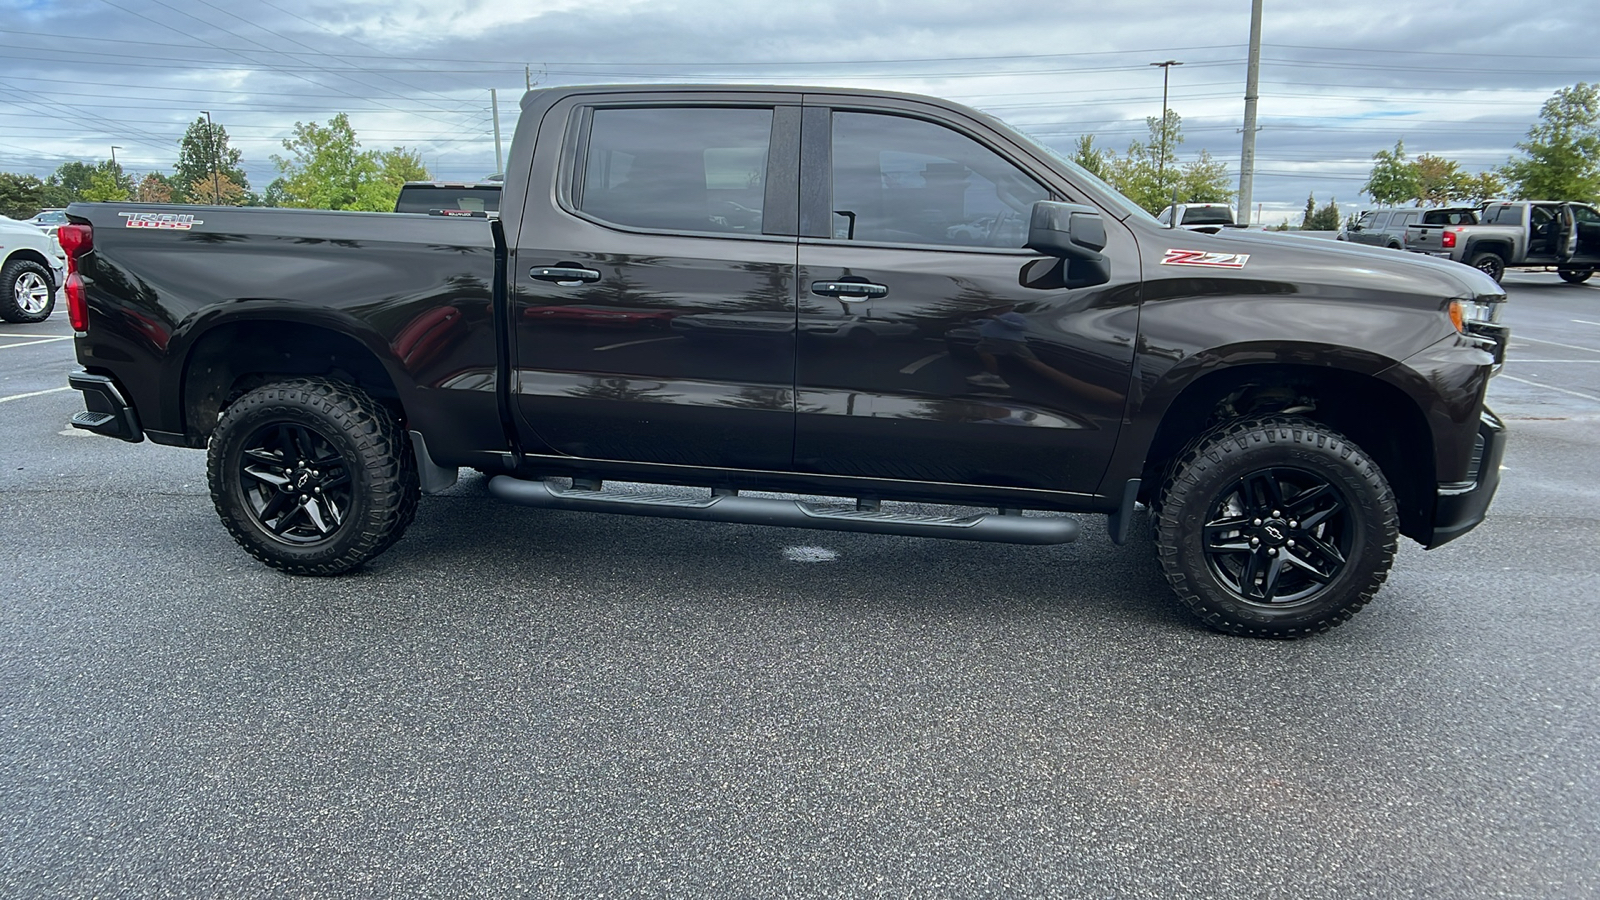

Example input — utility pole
[1150,60,1182,190]
[201,110,221,204]
[1237,0,1264,225]
[109,145,121,168]
[525,65,532,91]
[491,89,504,176]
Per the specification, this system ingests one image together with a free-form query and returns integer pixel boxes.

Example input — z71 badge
[120,212,203,230]
[1161,249,1250,268]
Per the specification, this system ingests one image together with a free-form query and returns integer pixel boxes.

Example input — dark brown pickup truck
[62,84,1509,637]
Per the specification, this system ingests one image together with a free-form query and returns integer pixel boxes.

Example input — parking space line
[900,352,948,375]
[0,336,73,350]
[0,386,71,404]
[1499,374,1600,403]
[1572,319,1600,328]
[1512,335,1600,354]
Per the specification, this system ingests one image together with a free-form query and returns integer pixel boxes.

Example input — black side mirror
[1026,201,1107,260]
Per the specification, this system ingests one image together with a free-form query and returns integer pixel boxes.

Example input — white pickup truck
[0,214,65,323]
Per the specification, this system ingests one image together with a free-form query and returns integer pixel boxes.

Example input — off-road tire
[207,378,419,575]
[1467,251,1506,283]
[1557,267,1593,284]
[0,258,56,323]
[1154,416,1398,638]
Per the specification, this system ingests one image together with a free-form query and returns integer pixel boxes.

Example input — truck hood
[1207,229,1505,302]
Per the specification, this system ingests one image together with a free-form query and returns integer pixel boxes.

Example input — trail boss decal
[1161,249,1250,268]
[120,212,203,230]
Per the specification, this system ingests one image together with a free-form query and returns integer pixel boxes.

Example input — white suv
[1,214,66,323]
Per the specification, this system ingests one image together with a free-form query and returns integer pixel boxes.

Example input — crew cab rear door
[506,92,801,469]
[790,96,1140,496]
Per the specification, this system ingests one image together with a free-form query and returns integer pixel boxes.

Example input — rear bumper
[1425,407,1505,548]
[68,370,144,443]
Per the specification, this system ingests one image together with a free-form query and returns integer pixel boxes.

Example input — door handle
[530,266,602,285]
[812,281,888,301]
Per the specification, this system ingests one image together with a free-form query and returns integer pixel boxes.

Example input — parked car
[1405,200,1600,283]
[25,208,68,237]
[0,214,64,323]
[1155,203,1237,233]
[393,181,502,215]
[63,83,1508,638]
[1339,207,1479,250]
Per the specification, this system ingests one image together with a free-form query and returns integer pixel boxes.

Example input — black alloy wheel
[1200,466,1352,606]
[1155,416,1398,638]
[1468,251,1506,283]
[1557,267,1593,284]
[236,422,353,544]
[207,378,418,574]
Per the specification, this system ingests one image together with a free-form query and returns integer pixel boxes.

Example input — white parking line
[0,336,73,350]
[0,386,71,404]
[1512,335,1600,355]
[1499,374,1600,403]
[1572,319,1600,328]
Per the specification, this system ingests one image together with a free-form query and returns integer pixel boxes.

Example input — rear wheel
[207,378,418,574]
[1467,251,1506,283]
[0,258,55,323]
[1557,267,1593,284]
[1155,417,1398,638]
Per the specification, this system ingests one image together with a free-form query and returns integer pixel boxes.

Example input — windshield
[1182,207,1233,225]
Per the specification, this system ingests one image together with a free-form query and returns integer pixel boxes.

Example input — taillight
[1442,228,1458,249]
[58,223,93,331]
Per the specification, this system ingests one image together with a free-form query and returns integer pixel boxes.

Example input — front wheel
[1558,267,1593,284]
[1467,251,1506,283]
[1154,417,1398,638]
[207,378,419,575]
[0,258,56,323]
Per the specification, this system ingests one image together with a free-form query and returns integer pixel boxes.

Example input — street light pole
[201,110,221,204]
[1149,60,1183,190]
[110,145,121,168]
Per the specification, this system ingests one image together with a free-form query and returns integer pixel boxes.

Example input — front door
[510,101,801,470]
[792,105,1140,496]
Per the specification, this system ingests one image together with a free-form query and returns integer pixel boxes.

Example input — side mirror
[1026,201,1107,260]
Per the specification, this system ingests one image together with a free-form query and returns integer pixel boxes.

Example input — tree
[42,161,99,207]
[1500,82,1600,203]
[1101,110,1231,214]
[175,116,249,205]
[1302,194,1340,231]
[1413,153,1468,206]
[352,147,431,212]
[1459,171,1507,204]
[1176,149,1234,205]
[79,161,132,202]
[1070,135,1112,183]
[1361,140,1420,206]
[0,173,46,219]
[134,172,176,204]
[187,173,248,206]
[270,114,428,212]
[271,113,374,210]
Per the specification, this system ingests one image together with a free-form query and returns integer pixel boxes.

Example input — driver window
[830,111,1048,249]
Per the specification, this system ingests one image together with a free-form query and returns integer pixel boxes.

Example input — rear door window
[577,107,773,235]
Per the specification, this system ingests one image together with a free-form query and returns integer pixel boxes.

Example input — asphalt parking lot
[2,273,1597,899]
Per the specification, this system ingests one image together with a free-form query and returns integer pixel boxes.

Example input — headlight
[1449,298,1502,330]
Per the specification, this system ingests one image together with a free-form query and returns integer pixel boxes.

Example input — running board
[487,477,1080,545]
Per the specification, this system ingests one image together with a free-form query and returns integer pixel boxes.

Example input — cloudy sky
[2,0,1596,224]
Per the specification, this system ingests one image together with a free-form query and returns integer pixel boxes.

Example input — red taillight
[1442,228,1458,249]
[58,224,93,332]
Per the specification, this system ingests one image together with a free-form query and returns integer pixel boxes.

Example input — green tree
[271,113,376,210]
[175,116,249,205]
[0,172,46,218]
[1413,153,1468,206]
[42,161,99,207]
[352,147,431,212]
[1104,110,1231,213]
[1303,195,1341,231]
[1177,149,1234,204]
[79,161,132,202]
[1070,135,1112,183]
[1362,140,1420,206]
[1500,82,1600,203]
[1459,171,1507,204]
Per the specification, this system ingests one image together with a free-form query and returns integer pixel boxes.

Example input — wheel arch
[175,313,409,446]
[1133,362,1436,544]
[1463,237,1511,262]
[3,249,59,284]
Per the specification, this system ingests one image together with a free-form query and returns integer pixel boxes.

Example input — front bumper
[1426,407,1506,548]
[68,370,144,443]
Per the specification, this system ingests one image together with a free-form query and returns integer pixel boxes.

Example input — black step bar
[487,477,1080,545]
